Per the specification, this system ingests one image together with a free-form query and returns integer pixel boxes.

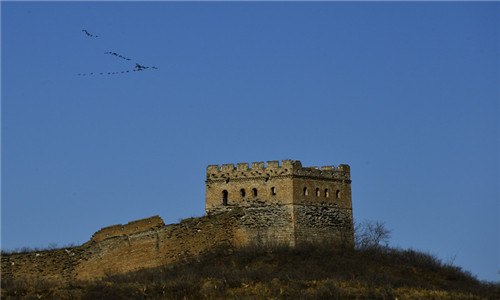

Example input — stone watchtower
[206,160,353,247]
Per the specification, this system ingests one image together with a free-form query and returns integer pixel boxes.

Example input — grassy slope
[2,244,498,299]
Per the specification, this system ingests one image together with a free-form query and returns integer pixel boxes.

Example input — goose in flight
[105,51,132,61]
[135,63,147,71]
[134,63,159,71]
[82,29,98,38]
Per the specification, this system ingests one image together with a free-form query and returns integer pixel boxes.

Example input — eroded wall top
[91,215,165,242]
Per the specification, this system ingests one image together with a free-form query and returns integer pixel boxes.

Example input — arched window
[252,188,258,197]
[271,187,277,196]
[222,190,228,206]
[240,188,246,197]
[316,188,320,197]
[325,189,329,198]
[336,189,341,199]
[303,187,308,196]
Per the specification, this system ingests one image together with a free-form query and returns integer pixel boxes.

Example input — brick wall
[1,213,239,283]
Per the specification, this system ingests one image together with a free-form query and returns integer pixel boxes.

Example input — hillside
[2,243,498,299]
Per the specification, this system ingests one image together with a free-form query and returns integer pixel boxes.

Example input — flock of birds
[77,29,158,77]
[104,51,131,61]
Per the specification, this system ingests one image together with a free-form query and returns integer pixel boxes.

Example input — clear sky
[2,2,498,282]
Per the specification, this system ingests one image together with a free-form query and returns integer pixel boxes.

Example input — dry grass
[2,243,498,299]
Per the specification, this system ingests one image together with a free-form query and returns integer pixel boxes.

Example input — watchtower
[206,160,353,246]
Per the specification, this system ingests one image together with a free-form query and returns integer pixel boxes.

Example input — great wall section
[1,160,353,283]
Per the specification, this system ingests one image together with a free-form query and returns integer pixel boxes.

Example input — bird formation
[76,68,154,76]
[78,29,158,76]
[82,29,99,38]
[135,63,158,71]
[104,51,131,61]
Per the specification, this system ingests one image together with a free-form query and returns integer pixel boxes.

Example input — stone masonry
[206,160,353,247]
[1,159,353,283]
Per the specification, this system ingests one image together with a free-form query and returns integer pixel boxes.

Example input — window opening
[303,187,308,196]
[240,188,246,197]
[252,188,258,197]
[222,190,228,206]
[271,187,277,195]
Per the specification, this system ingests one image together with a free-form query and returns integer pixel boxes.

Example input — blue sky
[2,2,498,281]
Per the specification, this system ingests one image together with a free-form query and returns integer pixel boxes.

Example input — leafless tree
[354,220,391,249]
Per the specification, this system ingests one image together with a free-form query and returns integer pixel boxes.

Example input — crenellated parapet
[206,160,350,182]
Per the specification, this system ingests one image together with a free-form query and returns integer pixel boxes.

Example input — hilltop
[2,243,498,299]
[2,159,497,299]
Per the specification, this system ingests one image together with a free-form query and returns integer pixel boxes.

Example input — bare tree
[354,220,391,249]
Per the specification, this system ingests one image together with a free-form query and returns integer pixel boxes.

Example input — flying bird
[82,29,98,38]
[134,63,159,71]
[104,51,132,61]
[135,63,147,71]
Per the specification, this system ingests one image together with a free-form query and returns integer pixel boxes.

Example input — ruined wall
[74,213,238,280]
[2,214,240,283]
[1,247,86,283]
[91,215,165,242]
[2,205,352,283]
[2,159,354,283]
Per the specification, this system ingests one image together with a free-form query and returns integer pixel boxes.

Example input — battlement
[91,215,165,242]
[207,160,350,182]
